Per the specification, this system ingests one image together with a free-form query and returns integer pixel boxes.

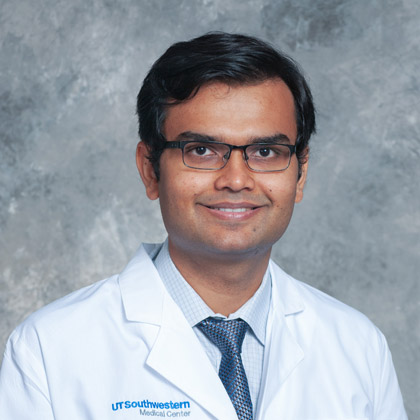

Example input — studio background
[0,0,419,418]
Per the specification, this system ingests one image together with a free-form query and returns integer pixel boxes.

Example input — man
[0,33,407,419]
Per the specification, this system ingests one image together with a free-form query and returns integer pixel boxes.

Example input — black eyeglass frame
[163,140,297,172]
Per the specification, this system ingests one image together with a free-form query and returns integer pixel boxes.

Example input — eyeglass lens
[182,142,292,171]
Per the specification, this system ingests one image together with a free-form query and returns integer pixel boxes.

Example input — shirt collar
[154,239,271,345]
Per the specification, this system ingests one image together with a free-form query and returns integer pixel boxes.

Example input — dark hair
[137,32,315,178]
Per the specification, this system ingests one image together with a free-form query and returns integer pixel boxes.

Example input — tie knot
[198,317,248,355]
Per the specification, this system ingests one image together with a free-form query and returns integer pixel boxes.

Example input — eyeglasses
[163,140,296,172]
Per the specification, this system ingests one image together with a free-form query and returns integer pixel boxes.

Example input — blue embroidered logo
[112,399,191,417]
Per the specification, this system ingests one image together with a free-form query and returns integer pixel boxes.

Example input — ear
[295,151,309,203]
[136,142,159,200]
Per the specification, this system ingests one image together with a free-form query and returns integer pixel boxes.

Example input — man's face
[138,79,307,261]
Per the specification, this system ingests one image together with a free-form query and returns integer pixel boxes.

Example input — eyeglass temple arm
[163,141,182,149]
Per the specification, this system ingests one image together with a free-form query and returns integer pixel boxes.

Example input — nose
[214,149,255,192]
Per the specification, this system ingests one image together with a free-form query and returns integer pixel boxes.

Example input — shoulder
[8,275,119,347]
[269,260,393,384]
[268,261,407,419]
[269,260,385,346]
[8,242,163,350]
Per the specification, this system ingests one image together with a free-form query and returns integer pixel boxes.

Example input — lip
[199,202,265,221]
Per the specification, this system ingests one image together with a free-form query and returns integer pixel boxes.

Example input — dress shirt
[153,240,272,414]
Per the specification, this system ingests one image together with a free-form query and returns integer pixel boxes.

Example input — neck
[168,240,271,316]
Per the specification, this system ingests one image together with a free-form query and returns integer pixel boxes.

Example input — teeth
[216,208,249,212]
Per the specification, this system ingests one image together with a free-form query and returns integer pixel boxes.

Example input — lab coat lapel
[146,295,238,420]
[119,244,237,419]
[256,261,305,418]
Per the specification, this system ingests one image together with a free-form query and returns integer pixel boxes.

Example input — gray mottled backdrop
[1,0,419,417]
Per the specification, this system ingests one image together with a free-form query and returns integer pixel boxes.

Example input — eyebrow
[249,133,292,144]
[175,131,218,143]
[175,131,292,144]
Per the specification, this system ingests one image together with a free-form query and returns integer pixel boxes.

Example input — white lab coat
[0,243,407,420]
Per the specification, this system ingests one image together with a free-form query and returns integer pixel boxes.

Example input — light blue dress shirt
[153,240,272,414]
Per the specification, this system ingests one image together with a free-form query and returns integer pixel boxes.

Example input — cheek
[265,179,297,204]
[158,172,203,210]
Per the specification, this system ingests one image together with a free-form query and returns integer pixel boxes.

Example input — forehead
[163,79,297,143]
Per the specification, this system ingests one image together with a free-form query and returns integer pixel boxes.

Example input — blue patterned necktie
[198,317,253,420]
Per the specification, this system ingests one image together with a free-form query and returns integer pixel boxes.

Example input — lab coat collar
[119,243,306,323]
[268,259,306,316]
[118,243,166,325]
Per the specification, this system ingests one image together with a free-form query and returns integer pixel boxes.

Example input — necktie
[198,317,253,420]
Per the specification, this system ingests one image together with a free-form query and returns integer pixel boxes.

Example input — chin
[199,236,275,259]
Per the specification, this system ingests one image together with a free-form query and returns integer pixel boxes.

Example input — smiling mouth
[204,204,260,212]
[214,207,253,212]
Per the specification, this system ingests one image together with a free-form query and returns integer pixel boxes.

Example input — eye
[247,144,290,161]
[194,145,209,156]
[249,146,278,158]
[184,142,219,157]
[256,147,273,158]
